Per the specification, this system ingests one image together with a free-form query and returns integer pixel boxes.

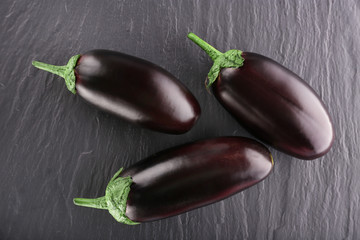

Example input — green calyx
[73,168,139,225]
[32,54,81,94]
[187,32,245,88]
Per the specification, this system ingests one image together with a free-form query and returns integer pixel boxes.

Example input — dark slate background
[1,0,359,239]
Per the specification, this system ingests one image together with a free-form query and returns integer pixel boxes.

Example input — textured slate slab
[0,0,359,239]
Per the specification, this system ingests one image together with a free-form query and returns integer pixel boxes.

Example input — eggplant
[188,33,334,160]
[73,137,274,224]
[32,50,201,134]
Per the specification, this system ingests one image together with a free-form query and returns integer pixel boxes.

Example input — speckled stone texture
[0,0,359,239]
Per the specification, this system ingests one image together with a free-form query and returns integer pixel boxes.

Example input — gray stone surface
[0,0,359,239]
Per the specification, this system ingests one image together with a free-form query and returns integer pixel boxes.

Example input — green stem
[73,196,108,210]
[187,32,222,62]
[187,32,245,87]
[73,168,139,225]
[31,61,67,78]
[32,54,81,94]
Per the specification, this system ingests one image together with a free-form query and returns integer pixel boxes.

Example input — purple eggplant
[188,33,334,160]
[73,137,273,224]
[32,50,201,134]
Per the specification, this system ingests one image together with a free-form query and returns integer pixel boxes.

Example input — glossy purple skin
[119,137,273,222]
[213,52,334,160]
[74,50,201,134]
